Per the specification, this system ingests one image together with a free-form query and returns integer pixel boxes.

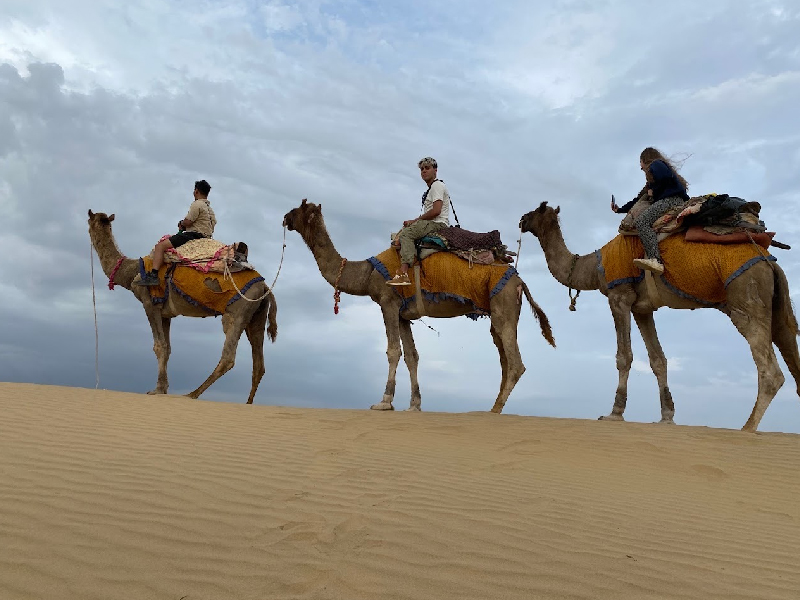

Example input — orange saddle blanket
[139,257,264,315]
[368,248,517,318]
[598,234,776,305]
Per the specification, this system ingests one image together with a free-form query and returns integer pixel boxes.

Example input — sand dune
[1,382,799,600]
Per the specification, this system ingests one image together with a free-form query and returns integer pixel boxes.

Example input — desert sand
[1,382,798,600]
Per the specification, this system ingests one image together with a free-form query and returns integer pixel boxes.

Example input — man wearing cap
[388,157,451,286]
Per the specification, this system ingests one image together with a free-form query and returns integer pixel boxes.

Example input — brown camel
[88,210,277,403]
[519,202,800,432]
[283,199,555,412]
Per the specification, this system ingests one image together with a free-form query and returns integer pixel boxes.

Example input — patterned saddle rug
[598,234,776,305]
[368,248,517,318]
[156,236,252,274]
[139,256,264,315]
[436,227,503,251]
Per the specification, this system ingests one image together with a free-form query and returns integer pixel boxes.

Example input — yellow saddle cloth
[598,234,775,304]
[140,257,264,315]
[369,249,516,317]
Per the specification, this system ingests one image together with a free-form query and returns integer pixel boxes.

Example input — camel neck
[537,221,600,292]
[90,228,139,290]
[305,221,373,296]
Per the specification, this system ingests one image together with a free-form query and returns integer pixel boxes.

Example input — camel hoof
[370,402,395,411]
[490,405,503,414]
[185,392,201,400]
[147,389,167,395]
[598,414,625,422]
[405,405,421,412]
[657,418,675,425]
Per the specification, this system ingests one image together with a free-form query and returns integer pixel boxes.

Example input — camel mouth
[282,213,296,231]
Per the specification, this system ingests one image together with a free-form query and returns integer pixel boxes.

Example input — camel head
[519,202,559,238]
[283,198,323,236]
[87,209,115,239]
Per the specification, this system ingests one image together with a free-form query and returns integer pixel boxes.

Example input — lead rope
[222,224,287,302]
[567,253,581,312]
[514,228,523,269]
[90,243,100,389]
[333,257,347,314]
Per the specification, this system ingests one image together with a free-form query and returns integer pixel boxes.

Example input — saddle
[158,237,254,273]
[414,227,515,266]
[619,193,773,247]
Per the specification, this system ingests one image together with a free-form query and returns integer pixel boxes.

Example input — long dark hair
[640,147,688,190]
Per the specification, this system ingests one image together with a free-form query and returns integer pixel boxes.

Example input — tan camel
[519,202,800,432]
[88,210,277,403]
[283,199,555,412]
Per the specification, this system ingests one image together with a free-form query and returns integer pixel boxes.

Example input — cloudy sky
[2,0,799,433]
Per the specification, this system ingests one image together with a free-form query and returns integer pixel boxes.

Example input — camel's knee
[216,357,235,374]
[387,347,402,364]
[616,351,633,371]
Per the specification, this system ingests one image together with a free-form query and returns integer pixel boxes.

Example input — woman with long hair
[612,147,689,274]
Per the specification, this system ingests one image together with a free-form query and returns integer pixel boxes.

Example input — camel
[88,210,277,403]
[283,199,555,412]
[519,202,800,432]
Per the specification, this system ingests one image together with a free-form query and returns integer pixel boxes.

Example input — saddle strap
[413,264,426,317]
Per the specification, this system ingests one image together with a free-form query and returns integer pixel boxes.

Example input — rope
[90,243,100,389]
[269,224,287,290]
[220,225,286,303]
[108,256,126,290]
[514,228,522,269]
[567,253,581,312]
[745,230,777,274]
[333,257,347,314]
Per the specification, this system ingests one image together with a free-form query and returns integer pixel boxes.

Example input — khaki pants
[397,220,447,267]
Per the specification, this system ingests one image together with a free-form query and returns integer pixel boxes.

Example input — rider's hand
[610,199,618,213]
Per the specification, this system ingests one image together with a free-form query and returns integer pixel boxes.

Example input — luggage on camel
[617,192,787,250]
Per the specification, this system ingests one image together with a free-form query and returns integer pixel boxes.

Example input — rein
[333,258,347,314]
[567,253,581,312]
[90,244,101,389]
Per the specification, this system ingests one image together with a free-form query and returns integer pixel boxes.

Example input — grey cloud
[1,0,799,432]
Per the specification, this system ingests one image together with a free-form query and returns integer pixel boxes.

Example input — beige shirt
[185,199,216,238]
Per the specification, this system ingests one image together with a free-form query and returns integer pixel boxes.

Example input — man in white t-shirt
[388,157,450,286]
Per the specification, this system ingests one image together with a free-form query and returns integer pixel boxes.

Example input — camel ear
[555,206,560,215]
[108,214,115,222]
[88,209,94,218]
[318,203,322,212]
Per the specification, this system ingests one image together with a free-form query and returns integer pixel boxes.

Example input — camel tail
[521,281,556,348]
[771,265,800,392]
[266,289,278,343]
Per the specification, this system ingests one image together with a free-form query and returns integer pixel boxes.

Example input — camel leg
[632,311,675,424]
[489,307,525,414]
[371,306,403,411]
[144,307,170,395]
[600,292,636,421]
[243,302,268,405]
[771,267,800,397]
[728,304,784,432]
[398,319,422,411]
[187,313,247,399]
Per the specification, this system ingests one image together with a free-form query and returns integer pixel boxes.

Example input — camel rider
[611,147,689,275]
[136,179,217,287]
[388,157,451,286]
